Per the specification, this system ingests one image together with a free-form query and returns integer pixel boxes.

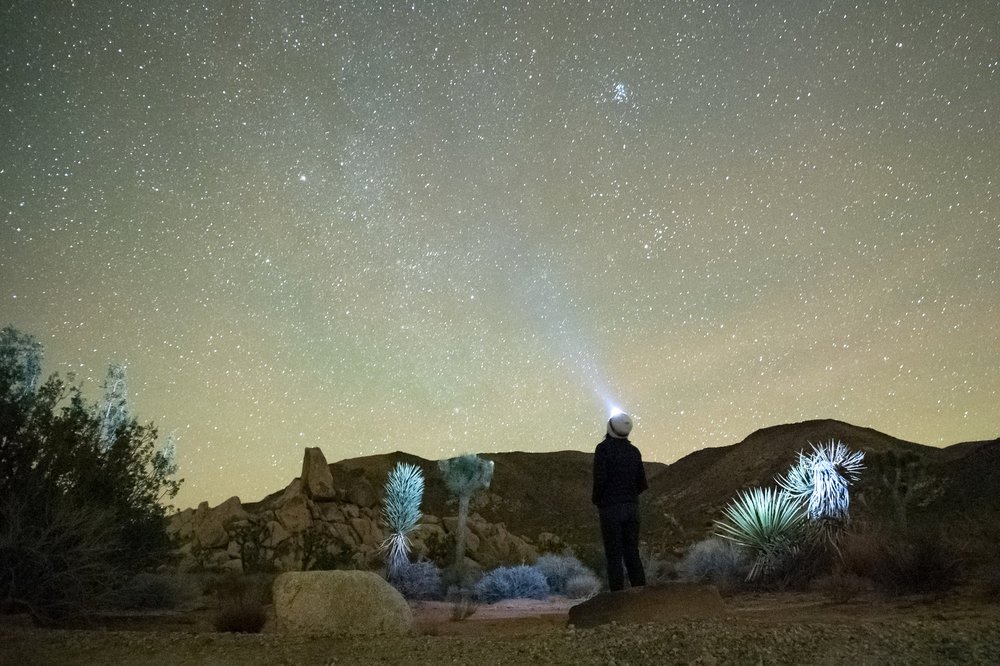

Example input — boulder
[272,570,412,636]
[276,494,313,533]
[315,501,345,523]
[265,520,292,548]
[349,516,382,547]
[301,447,336,500]
[346,476,377,508]
[193,496,248,549]
[568,584,726,629]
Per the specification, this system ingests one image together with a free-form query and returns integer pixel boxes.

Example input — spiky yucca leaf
[714,487,806,580]
[777,439,865,522]
[380,463,424,577]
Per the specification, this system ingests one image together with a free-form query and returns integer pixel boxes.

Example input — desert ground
[3,587,999,665]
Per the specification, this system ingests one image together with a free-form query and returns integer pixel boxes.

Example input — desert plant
[676,537,752,590]
[0,491,119,622]
[380,462,424,579]
[111,572,191,610]
[0,327,182,621]
[564,572,602,600]
[232,521,275,574]
[438,454,494,570]
[447,589,479,621]
[778,440,865,524]
[867,449,931,529]
[213,574,267,633]
[715,486,806,582]
[814,571,869,603]
[474,565,550,604]
[533,554,596,596]
[390,560,444,600]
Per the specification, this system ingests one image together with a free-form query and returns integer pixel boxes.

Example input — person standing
[592,412,648,591]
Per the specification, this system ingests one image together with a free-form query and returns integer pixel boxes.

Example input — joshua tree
[438,454,494,570]
[867,448,929,529]
[380,462,424,580]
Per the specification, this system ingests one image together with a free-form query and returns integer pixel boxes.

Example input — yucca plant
[380,462,424,580]
[777,440,865,523]
[715,486,806,581]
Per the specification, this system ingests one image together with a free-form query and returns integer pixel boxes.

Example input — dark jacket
[592,435,648,507]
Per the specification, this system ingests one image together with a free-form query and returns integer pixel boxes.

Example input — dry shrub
[445,588,478,621]
[676,538,751,593]
[213,574,268,633]
[814,571,870,603]
[841,528,962,596]
[112,572,195,610]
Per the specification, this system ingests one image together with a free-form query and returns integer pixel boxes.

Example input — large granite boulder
[568,584,726,629]
[301,447,336,500]
[272,571,413,636]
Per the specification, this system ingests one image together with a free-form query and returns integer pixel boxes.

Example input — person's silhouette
[591,412,647,591]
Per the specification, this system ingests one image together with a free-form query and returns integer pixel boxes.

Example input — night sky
[2,1,997,509]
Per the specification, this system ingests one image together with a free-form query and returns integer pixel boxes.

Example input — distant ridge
[251,419,999,555]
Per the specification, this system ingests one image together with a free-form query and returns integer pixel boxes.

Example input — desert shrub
[390,560,443,600]
[640,547,674,585]
[842,529,962,595]
[446,588,479,621]
[112,572,191,610]
[564,572,602,600]
[676,537,752,590]
[533,554,596,596]
[814,571,870,603]
[474,565,549,604]
[0,492,119,622]
[875,534,962,595]
[213,574,267,633]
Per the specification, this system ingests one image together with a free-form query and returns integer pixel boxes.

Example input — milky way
[2,1,997,507]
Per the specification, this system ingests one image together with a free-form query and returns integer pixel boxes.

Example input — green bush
[474,565,549,604]
[0,327,181,622]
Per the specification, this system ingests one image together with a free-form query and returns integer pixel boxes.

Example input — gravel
[3,615,1000,666]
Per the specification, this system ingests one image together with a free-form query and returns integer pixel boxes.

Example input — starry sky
[2,1,998,509]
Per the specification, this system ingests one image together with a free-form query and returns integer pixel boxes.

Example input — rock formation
[167,447,539,574]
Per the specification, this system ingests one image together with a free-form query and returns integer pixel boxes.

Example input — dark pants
[598,502,646,591]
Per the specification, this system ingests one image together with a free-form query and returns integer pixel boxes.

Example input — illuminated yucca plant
[777,439,865,523]
[714,486,806,581]
[380,462,424,580]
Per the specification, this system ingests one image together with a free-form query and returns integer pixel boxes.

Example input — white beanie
[607,412,633,438]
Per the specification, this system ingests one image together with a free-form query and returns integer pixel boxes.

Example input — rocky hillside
[168,419,999,572]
